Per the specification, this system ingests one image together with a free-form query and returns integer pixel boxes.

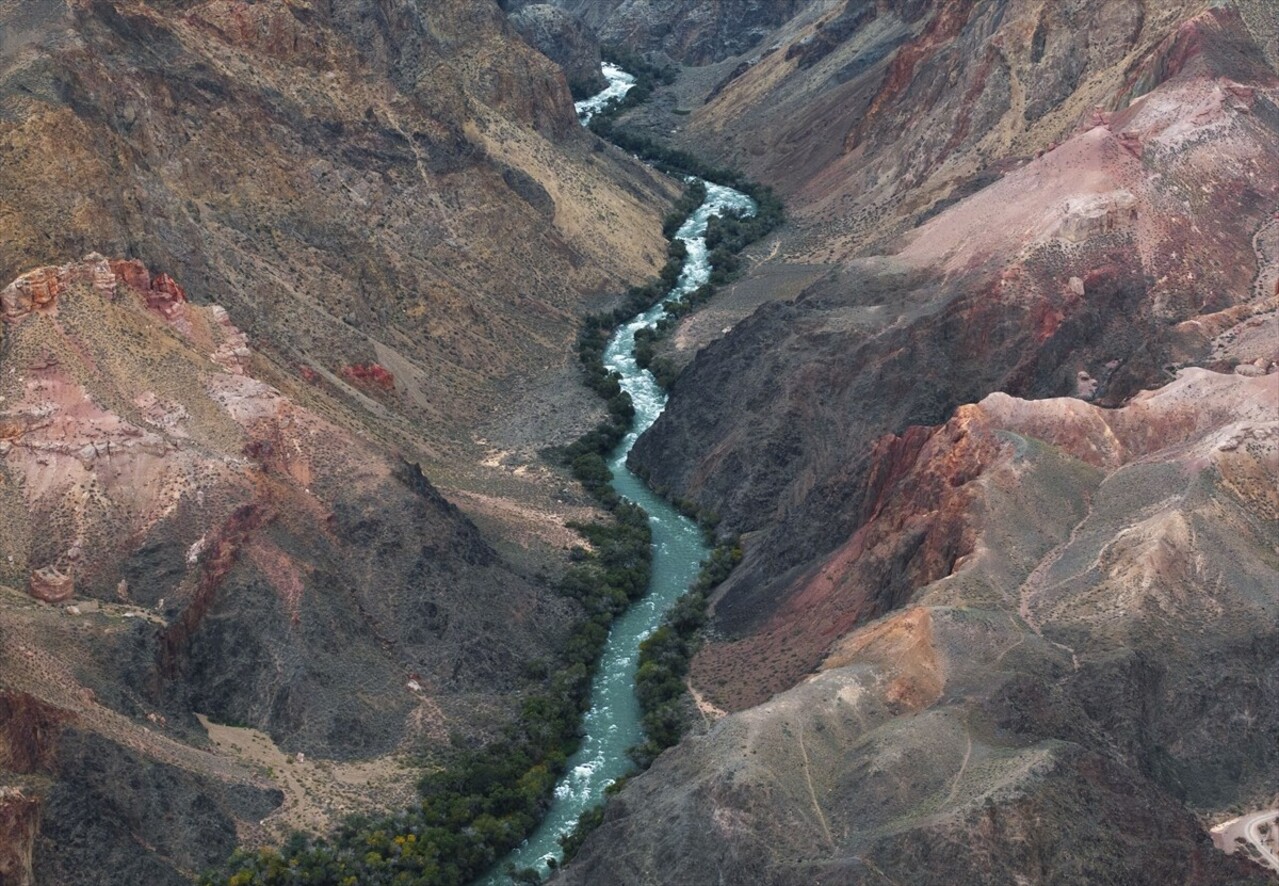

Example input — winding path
[1212,809,1279,877]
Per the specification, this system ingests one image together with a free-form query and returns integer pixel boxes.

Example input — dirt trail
[198,715,416,844]
[687,677,728,728]
[1211,809,1279,877]
[796,723,835,850]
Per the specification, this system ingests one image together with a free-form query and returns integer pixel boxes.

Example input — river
[480,66,757,884]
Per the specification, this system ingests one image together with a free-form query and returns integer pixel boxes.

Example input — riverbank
[488,133,758,886]
[206,60,777,886]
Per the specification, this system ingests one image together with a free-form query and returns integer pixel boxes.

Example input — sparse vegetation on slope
[208,52,785,883]
[204,173,718,886]
[630,540,742,768]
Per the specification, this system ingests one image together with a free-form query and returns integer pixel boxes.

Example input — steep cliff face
[0,0,673,461]
[566,3,1279,882]
[0,258,572,881]
[633,4,1279,654]
[566,369,1279,885]
[509,3,608,97]
[550,0,815,64]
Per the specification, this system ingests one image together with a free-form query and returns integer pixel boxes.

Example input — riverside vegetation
[587,55,784,388]
[208,56,782,886]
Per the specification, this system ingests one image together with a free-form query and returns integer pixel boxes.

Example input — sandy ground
[686,676,728,731]
[1212,809,1279,878]
[198,715,419,846]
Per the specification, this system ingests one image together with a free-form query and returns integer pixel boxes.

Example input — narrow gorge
[487,67,758,883]
[2,2,1276,885]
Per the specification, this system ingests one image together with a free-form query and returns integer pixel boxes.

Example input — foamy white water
[482,65,756,885]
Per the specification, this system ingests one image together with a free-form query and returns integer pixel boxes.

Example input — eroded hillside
[0,257,580,882]
[634,5,1279,658]
[556,1,1279,882]
[0,0,675,466]
[0,1,682,881]
[564,374,1277,886]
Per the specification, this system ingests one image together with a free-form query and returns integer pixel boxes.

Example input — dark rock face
[509,3,607,97]
[554,0,815,65]
[34,730,280,886]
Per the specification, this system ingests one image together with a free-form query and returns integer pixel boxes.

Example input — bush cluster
[629,540,741,768]
[596,45,677,117]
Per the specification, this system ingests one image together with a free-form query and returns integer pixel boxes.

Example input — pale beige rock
[29,566,73,603]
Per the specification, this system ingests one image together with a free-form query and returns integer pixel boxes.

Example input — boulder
[1053,190,1139,243]
[28,567,73,604]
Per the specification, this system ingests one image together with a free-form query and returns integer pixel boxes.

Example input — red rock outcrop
[145,272,187,317]
[0,254,202,332]
[0,788,40,886]
[27,567,73,604]
[340,362,396,392]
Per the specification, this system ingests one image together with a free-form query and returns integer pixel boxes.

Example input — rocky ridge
[0,257,571,883]
[564,369,1278,884]
[633,3,1279,671]
[555,1,1279,883]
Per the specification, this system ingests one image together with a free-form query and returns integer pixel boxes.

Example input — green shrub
[628,540,742,769]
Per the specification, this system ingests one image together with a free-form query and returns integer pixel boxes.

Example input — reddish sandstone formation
[0,254,200,332]
[145,272,187,317]
[0,788,40,886]
[340,362,396,392]
[27,567,73,604]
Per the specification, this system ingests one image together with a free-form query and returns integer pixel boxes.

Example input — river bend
[484,65,755,884]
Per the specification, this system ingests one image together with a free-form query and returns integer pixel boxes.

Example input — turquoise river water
[480,66,756,884]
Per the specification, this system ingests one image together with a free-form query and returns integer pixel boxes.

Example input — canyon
[557,1,1279,884]
[0,1,675,881]
[1,0,1277,884]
